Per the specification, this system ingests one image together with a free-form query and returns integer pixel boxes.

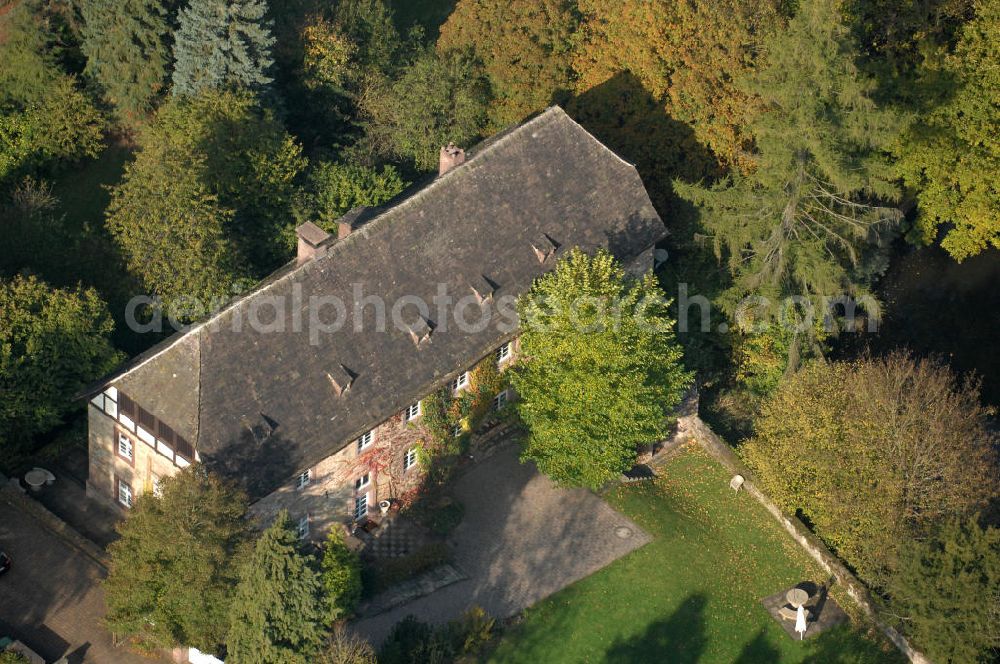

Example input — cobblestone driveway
[0,494,167,663]
[353,443,651,644]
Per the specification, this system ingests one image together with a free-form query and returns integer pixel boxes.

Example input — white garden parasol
[795,604,807,640]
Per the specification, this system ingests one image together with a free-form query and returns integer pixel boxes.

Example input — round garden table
[24,469,48,492]
[786,588,809,608]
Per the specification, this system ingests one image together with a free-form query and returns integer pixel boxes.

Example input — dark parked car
[0,551,10,574]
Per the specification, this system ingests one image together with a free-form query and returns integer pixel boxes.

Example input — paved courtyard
[353,443,652,644]
[0,494,166,663]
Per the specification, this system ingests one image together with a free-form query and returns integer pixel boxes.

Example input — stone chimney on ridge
[439,143,465,176]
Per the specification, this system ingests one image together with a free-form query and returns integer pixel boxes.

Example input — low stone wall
[683,417,931,664]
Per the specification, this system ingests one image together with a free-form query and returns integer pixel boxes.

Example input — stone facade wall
[86,403,182,511]
[249,409,430,540]
[87,340,519,541]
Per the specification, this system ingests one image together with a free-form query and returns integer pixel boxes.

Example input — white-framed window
[452,423,463,438]
[451,372,469,393]
[295,469,311,490]
[493,390,508,410]
[117,432,134,462]
[355,473,370,490]
[354,494,368,520]
[495,342,511,364]
[357,429,374,451]
[117,479,133,508]
[404,401,421,421]
[404,447,418,470]
[152,475,163,498]
[297,513,310,540]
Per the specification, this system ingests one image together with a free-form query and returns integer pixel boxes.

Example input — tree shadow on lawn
[604,593,708,664]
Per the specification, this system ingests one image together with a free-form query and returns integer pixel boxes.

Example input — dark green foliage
[0,651,31,664]
[104,466,251,650]
[0,178,65,278]
[360,47,491,171]
[888,516,1000,663]
[172,0,275,96]
[321,527,363,619]
[0,274,121,453]
[0,0,67,106]
[298,161,407,232]
[334,0,403,78]
[379,608,495,664]
[79,0,178,118]
[513,249,692,488]
[226,511,328,664]
[105,89,305,317]
[675,0,902,317]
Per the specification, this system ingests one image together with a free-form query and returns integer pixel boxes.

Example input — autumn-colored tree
[743,353,999,589]
[896,0,1000,261]
[437,0,578,129]
[571,0,784,174]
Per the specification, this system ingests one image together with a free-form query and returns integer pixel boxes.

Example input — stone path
[352,443,651,645]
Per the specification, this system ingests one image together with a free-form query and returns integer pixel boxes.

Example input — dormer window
[327,365,357,397]
[407,317,434,347]
[470,275,496,304]
[404,402,421,421]
[357,429,374,451]
[451,372,469,393]
[531,233,560,263]
[295,469,311,490]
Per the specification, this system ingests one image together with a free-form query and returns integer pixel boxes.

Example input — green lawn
[486,449,902,664]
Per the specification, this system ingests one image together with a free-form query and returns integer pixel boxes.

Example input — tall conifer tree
[79,0,178,118]
[676,0,902,317]
[226,512,327,664]
[172,0,275,96]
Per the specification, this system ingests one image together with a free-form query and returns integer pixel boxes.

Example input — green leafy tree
[896,0,1000,261]
[1,178,65,278]
[299,161,406,231]
[742,353,999,589]
[437,0,579,128]
[888,516,1000,664]
[104,466,250,651]
[675,0,902,317]
[105,89,305,315]
[513,249,692,488]
[79,0,178,118]
[361,47,491,171]
[0,275,121,453]
[333,0,402,79]
[0,0,67,106]
[226,511,328,664]
[172,0,275,96]
[320,528,362,619]
[0,651,31,664]
[106,152,244,319]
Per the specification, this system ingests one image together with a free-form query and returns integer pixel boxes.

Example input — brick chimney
[295,221,331,265]
[439,143,465,176]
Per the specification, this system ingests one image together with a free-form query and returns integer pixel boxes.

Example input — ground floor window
[354,493,368,520]
[493,389,508,410]
[297,513,310,540]
[117,478,133,508]
[151,475,163,497]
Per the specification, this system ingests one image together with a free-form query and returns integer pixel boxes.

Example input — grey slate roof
[90,107,666,499]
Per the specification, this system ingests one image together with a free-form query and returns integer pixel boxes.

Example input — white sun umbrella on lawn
[795,604,808,641]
